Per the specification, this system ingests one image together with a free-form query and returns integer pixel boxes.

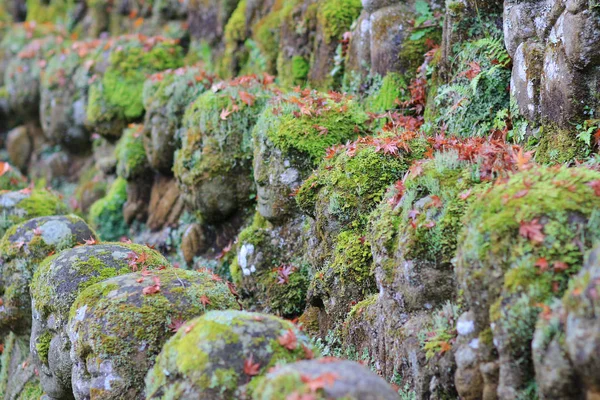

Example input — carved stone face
[253,131,309,223]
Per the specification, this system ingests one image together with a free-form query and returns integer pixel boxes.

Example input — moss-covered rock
[25,0,75,26]
[0,188,68,238]
[455,165,600,398]
[532,245,600,399]
[174,75,274,222]
[40,38,106,152]
[142,66,215,173]
[253,90,367,222]
[0,22,64,87]
[0,214,96,336]
[88,177,128,241]
[0,162,27,191]
[116,123,150,180]
[4,34,67,120]
[30,242,169,399]
[68,268,237,399]
[231,212,310,318]
[145,310,317,399]
[252,359,399,399]
[369,150,479,312]
[295,135,428,328]
[86,34,184,138]
[0,333,43,400]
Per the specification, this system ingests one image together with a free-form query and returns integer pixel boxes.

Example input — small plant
[421,302,461,360]
[410,0,443,41]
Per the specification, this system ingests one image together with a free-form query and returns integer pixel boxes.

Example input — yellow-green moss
[88,177,128,241]
[317,0,362,43]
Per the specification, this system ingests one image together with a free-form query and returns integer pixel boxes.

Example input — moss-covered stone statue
[532,245,600,399]
[295,133,428,328]
[229,90,367,318]
[85,34,184,139]
[30,242,169,400]
[142,66,215,173]
[174,74,274,223]
[0,215,97,336]
[4,35,67,121]
[455,165,600,399]
[145,310,317,399]
[68,268,238,399]
[252,359,399,400]
[253,90,367,223]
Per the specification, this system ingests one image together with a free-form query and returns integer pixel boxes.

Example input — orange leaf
[243,355,260,376]
[278,329,298,351]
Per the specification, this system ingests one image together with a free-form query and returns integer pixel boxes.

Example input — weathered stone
[68,268,237,400]
[5,125,31,171]
[180,223,208,265]
[146,175,184,231]
[30,243,169,400]
[231,213,309,318]
[253,359,399,399]
[142,66,214,173]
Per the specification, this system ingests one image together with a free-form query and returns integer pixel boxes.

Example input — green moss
[16,380,44,400]
[220,0,248,78]
[254,91,367,163]
[297,140,427,229]
[365,73,409,113]
[317,0,362,43]
[26,0,73,25]
[331,230,373,285]
[19,189,68,219]
[86,36,184,137]
[535,126,589,164]
[291,56,310,85]
[35,331,52,364]
[174,76,273,189]
[116,124,148,179]
[88,177,128,241]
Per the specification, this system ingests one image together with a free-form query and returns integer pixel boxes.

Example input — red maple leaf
[460,62,481,80]
[302,344,314,360]
[220,108,233,120]
[278,329,298,351]
[587,180,600,196]
[0,162,11,177]
[199,295,211,306]
[143,276,161,295]
[168,318,186,333]
[239,91,256,106]
[301,372,338,392]
[84,237,98,245]
[243,355,260,376]
[535,258,549,273]
[519,219,545,244]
